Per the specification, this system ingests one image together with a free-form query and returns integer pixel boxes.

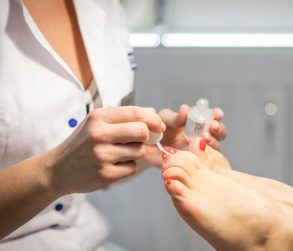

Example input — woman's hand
[0,106,164,239]
[49,106,165,195]
[159,104,227,151]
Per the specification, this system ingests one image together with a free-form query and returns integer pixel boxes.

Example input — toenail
[163,155,170,163]
[199,138,207,151]
[164,146,178,154]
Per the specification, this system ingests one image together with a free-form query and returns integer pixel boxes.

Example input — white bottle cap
[147,131,163,145]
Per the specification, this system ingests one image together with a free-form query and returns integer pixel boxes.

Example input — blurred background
[89,1,293,250]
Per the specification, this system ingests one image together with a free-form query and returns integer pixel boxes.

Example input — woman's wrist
[37,148,65,199]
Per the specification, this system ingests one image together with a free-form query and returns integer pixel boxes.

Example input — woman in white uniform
[0,0,226,250]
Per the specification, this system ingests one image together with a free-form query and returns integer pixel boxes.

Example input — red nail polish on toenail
[166,179,171,185]
[164,146,178,154]
[199,138,207,151]
[163,152,170,158]
[163,155,170,163]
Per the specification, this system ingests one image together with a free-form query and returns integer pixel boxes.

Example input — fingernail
[164,146,178,154]
[161,122,166,131]
[213,108,224,120]
[199,138,207,151]
[218,109,224,118]
[212,121,220,130]
[161,169,166,174]
[203,132,211,142]
[166,179,172,185]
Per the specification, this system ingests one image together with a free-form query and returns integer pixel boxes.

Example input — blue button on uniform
[55,203,63,211]
[131,63,138,71]
[68,118,78,128]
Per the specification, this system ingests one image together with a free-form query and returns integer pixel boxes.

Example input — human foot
[188,138,231,171]
[162,150,282,251]
[196,143,293,207]
[217,168,293,207]
[188,141,293,207]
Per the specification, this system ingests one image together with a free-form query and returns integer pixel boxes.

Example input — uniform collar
[19,0,83,91]
[16,0,131,107]
[73,0,107,106]
[19,0,108,101]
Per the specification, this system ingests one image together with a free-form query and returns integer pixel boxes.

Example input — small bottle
[185,99,213,141]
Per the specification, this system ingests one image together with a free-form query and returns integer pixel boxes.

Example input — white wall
[166,0,293,32]
[123,0,293,32]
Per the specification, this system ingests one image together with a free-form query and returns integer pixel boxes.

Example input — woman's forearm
[0,135,163,240]
[0,150,60,240]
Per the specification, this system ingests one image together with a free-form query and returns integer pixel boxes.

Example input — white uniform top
[0,0,135,250]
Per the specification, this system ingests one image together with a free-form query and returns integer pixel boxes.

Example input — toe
[164,179,189,201]
[164,157,193,176]
[204,145,231,170]
[162,166,192,188]
[165,151,202,174]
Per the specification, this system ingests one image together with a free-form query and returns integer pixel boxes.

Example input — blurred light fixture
[265,102,278,116]
[161,33,293,48]
[129,33,161,47]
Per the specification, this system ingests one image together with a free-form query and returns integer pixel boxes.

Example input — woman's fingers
[100,161,138,182]
[209,119,227,142]
[159,105,189,129]
[109,122,150,144]
[91,106,165,133]
[94,143,146,163]
[213,107,224,121]
[206,135,221,151]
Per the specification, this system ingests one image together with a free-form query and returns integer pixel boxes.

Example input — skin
[159,105,226,152]
[0,0,227,240]
[23,0,93,89]
[195,144,293,207]
[0,106,165,239]
[162,148,293,251]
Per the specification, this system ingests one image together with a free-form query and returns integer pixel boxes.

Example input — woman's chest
[22,0,93,90]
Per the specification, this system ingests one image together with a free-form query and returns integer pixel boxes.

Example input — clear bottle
[185,99,213,141]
